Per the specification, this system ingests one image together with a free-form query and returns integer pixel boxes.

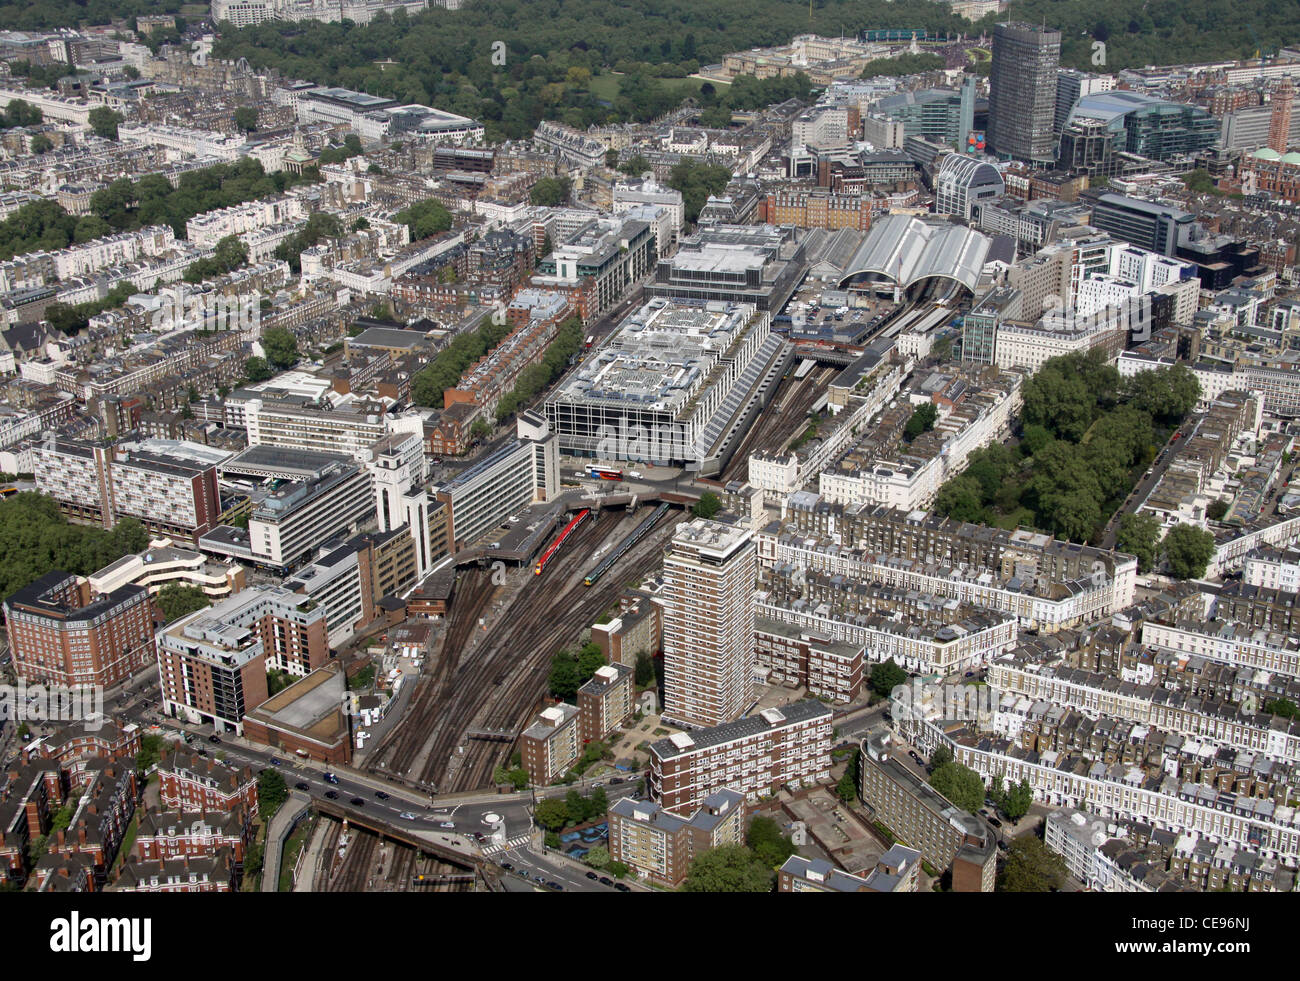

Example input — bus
[0,486,17,499]
[587,465,623,481]
[585,335,594,349]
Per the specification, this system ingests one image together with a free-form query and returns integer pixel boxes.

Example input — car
[613,883,631,892]
[440,821,455,829]
[997,840,1010,852]
[964,671,975,678]
[609,777,624,785]
[399,811,417,821]
[374,790,390,800]
[324,790,339,800]
[350,797,365,807]
[988,817,1003,828]
[500,862,513,872]
[323,772,339,784]
[585,871,599,880]
[208,734,221,743]
[546,881,563,891]
[598,876,613,887]
[269,757,282,766]
[196,748,207,756]
[534,874,545,884]
[295,782,310,791]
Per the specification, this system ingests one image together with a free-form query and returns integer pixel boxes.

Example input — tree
[154,584,210,622]
[836,763,857,804]
[1116,512,1162,573]
[136,733,164,773]
[903,402,937,441]
[1206,499,1229,521]
[930,745,953,770]
[634,651,655,688]
[88,106,123,140]
[929,761,985,814]
[548,650,580,700]
[233,106,258,132]
[534,797,569,830]
[1263,698,1300,719]
[529,177,571,207]
[1000,778,1034,822]
[746,815,796,867]
[869,659,907,699]
[470,418,491,441]
[1163,523,1215,580]
[30,133,51,154]
[243,356,273,383]
[393,197,452,240]
[682,844,774,892]
[691,491,721,519]
[261,328,299,370]
[577,642,606,682]
[583,844,610,868]
[998,835,1067,892]
[258,768,288,819]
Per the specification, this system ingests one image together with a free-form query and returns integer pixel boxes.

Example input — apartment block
[577,663,636,744]
[519,703,581,785]
[156,587,328,732]
[649,700,833,813]
[753,617,865,703]
[662,520,758,729]
[858,727,997,891]
[778,845,922,892]
[156,751,259,816]
[33,438,222,546]
[4,571,154,689]
[607,788,745,887]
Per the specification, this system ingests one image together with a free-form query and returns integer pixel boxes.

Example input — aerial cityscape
[0,0,1290,925]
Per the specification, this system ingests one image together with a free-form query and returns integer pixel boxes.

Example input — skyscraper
[988,22,1062,164]
[661,519,756,729]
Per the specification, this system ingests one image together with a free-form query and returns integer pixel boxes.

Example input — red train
[534,508,591,575]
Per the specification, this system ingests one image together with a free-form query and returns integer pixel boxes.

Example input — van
[627,471,642,479]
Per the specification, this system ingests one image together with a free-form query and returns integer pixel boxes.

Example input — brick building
[4,571,155,689]
[648,700,833,813]
[519,703,580,785]
[858,727,996,892]
[577,663,636,744]
[157,751,259,817]
[607,789,745,887]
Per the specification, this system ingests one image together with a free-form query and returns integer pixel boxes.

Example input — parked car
[269,757,282,766]
[585,871,599,880]
[295,782,310,791]
[208,734,221,743]
[598,876,613,887]
[613,882,631,892]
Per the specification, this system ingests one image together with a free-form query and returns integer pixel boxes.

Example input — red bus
[535,509,591,575]
[587,466,623,481]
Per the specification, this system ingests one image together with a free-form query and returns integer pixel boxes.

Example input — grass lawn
[278,815,315,892]
[110,811,140,877]
[588,73,728,103]
[991,507,1037,531]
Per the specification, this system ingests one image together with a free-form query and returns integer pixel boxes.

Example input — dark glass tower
[988,23,1061,164]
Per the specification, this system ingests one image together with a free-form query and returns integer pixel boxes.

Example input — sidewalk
[260,791,311,893]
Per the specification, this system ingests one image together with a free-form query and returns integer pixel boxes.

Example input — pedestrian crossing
[483,833,533,856]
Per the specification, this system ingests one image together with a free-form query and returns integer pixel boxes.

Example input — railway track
[720,365,835,482]
[426,507,687,793]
